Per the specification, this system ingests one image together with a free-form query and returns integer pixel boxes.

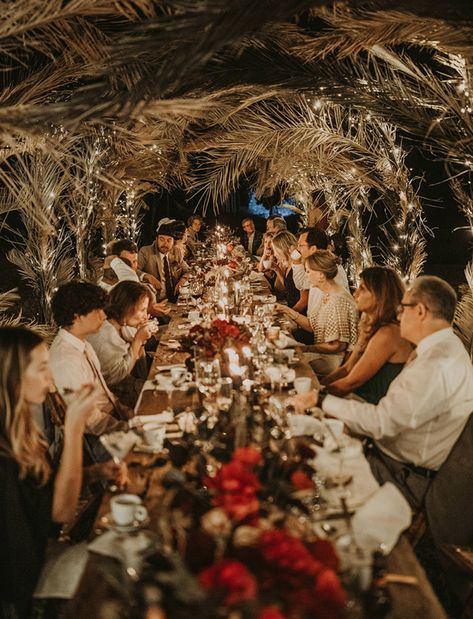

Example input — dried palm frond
[454,260,473,359]
[0,289,20,315]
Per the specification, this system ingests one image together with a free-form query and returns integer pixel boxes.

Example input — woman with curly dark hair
[321,266,413,403]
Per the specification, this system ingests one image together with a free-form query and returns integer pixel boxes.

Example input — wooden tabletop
[67,303,448,619]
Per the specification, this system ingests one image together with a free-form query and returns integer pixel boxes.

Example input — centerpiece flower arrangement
[132,444,346,619]
[181,319,251,359]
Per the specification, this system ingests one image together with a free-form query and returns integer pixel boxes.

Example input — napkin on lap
[351,482,411,554]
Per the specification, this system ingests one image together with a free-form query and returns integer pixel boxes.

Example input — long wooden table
[67,304,448,619]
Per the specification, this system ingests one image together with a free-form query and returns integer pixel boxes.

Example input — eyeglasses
[396,302,418,315]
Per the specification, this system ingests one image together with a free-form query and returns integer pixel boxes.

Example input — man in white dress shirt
[49,282,133,437]
[292,227,349,315]
[292,275,473,509]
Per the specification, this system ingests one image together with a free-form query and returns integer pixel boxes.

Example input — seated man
[266,215,287,234]
[100,239,160,291]
[49,281,134,437]
[241,217,263,256]
[138,220,189,303]
[291,275,473,509]
[186,214,204,255]
[100,238,169,319]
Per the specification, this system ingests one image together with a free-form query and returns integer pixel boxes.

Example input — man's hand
[289,390,319,413]
[151,300,170,317]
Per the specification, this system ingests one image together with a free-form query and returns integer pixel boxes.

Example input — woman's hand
[135,323,153,344]
[275,303,291,315]
[288,390,318,413]
[86,461,129,488]
[64,384,101,434]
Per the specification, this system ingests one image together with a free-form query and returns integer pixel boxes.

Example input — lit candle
[225,348,239,365]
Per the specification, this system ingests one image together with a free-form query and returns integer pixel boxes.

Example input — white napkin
[288,414,325,437]
[34,540,89,599]
[351,482,412,554]
[88,530,152,573]
[129,412,174,427]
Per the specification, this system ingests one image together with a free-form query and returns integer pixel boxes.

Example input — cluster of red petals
[212,319,241,339]
[205,457,261,521]
[259,607,286,619]
[233,446,262,468]
[258,530,322,577]
[290,470,315,491]
[199,559,257,606]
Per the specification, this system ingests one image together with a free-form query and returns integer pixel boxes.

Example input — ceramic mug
[294,376,312,394]
[111,494,148,526]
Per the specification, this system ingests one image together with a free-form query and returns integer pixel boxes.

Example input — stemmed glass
[216,377,233,412]
[99,431,137,491]
[195,358,221,398]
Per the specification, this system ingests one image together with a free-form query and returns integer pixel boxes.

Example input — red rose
[307,539,340,572]
[199,559,257,606]
[234,447,262,468]
[205,459,261,521]
[314,568,346,609]
[227,243,234,252]
[258,530,322,577]
[291,470,315,491]
[259,607,286,619]
[228,260,238,269]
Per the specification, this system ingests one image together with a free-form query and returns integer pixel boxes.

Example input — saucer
[102,512,150,533]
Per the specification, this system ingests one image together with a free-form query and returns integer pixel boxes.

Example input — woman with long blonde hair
[271,230,308,311]
[0,327,98,617]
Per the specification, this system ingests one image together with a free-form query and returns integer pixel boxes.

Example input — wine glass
[216,377,233,412]
[99,431,137,491]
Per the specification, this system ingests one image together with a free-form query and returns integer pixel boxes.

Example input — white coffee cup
[111,494,148,526]
[263,259,273,270]
[294,376,312,394]
[291,249,302,261]
[188,310,200,323]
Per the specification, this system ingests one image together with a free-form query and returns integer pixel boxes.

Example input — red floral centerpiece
[181,318,251,359]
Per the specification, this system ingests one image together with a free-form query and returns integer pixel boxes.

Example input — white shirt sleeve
[292,264,310,290]
[322,356,446,441]
[111,257,140,283]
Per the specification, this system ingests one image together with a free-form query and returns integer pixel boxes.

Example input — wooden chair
[419,413,473,615]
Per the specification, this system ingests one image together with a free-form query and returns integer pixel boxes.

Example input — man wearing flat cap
[138,219,189,302]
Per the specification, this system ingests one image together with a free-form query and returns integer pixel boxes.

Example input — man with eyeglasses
[291,275,473,509]
[292,227,349,322]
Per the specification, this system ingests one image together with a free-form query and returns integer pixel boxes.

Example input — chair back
[426,413,473,547]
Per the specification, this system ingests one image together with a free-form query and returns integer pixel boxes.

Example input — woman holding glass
[0,326,100,618]
[278,251,358,376]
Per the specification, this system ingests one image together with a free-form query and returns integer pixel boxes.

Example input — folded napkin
[34,540,89,599]
[154,363,186,371]
[88,530,153,574]
[288,414,325,437]
[130,412,174,427]
[351,482,412,554]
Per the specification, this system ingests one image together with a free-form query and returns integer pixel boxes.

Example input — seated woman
[257,232,275,271]
[88,281,155,407]
[321,266,413,403]
[278,251,358,375]
[0,326,99,617]
[271,230,308,311]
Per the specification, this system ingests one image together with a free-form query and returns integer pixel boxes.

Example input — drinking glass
[216,377,233,412]
[195,358,221,398]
